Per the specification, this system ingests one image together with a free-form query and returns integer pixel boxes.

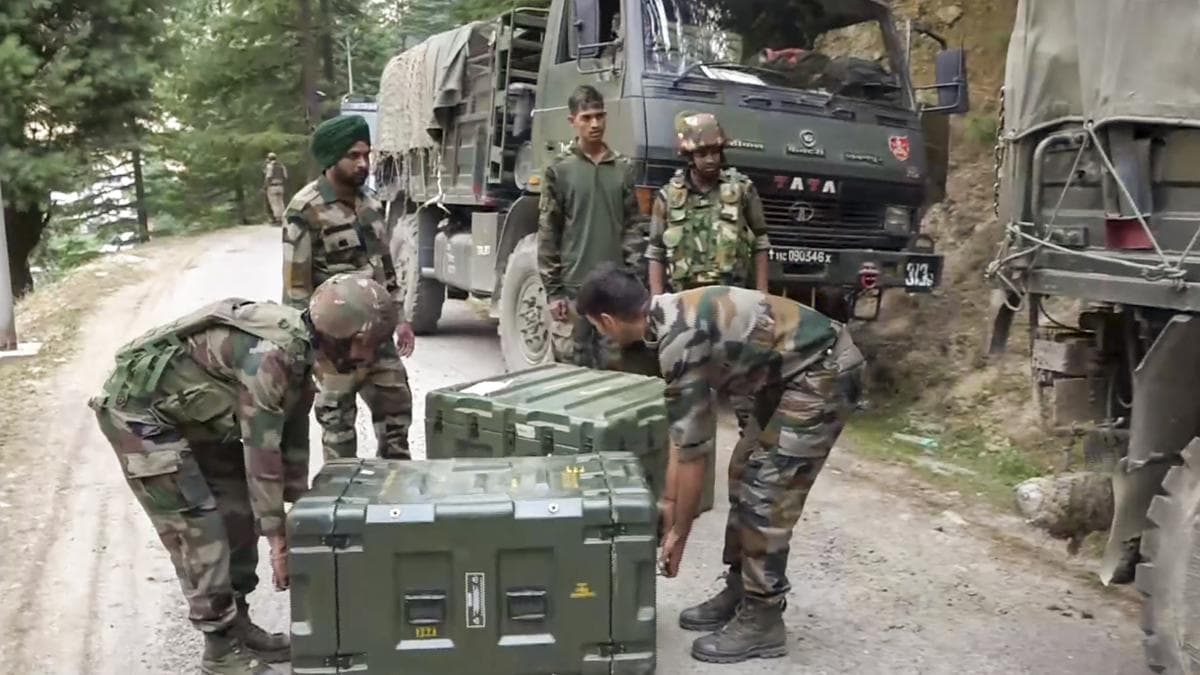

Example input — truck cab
[375,0,968,371]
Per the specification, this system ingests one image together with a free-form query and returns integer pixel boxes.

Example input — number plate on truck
[768,248,836,266]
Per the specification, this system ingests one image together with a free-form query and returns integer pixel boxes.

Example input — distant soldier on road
[537,85,642,369]
[262,152,287,224]
[646,112,770,296]
[282,114,416,460]
[577,263,864,664]
[88,275,399,675]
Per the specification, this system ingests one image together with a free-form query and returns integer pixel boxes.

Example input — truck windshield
[641,0,905,106]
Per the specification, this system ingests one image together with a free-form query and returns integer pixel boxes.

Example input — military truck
[987,1,1200,671]
[373,0,969,372]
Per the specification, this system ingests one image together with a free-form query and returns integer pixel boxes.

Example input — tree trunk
[234,182,248,225]
[131,146,149,241]
[4,205,46,299]
[297,0,322,180]
[318,0,337,90]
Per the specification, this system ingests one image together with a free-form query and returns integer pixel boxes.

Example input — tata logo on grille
[789,202,818,223]
[772,175,838,194]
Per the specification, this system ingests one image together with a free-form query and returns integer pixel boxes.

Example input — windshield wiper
[670,61,781,87]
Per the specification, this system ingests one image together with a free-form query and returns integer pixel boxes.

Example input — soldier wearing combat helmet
[88,274,398,674]
[645,112,771,297]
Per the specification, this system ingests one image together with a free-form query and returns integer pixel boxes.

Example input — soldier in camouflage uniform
[646,112,769,296]
[283,114,416,460]
[88,274,399,675]
[537,85,643,369]
[577,263,864,664]
[263,152,288,224]
[647,112,771,435]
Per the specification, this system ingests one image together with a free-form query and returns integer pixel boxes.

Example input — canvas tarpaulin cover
[1004,0,1200,138]
[377,21,496,154]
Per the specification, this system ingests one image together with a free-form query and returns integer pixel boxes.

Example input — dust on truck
[373,0,970,372]
[987,1,1200,671]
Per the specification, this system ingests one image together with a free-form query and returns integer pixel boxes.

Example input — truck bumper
[767,245,943,292]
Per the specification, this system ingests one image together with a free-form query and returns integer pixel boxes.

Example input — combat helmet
[308,273,398,347]
[267,152,277,160]
[674,112,727,155]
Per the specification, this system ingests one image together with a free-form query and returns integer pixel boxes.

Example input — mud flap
[1128,314,1200,468]
[1100,457,1170,585]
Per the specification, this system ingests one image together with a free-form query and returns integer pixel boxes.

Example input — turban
[311,115,371,169]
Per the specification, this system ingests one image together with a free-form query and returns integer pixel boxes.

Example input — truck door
[532,0,631,169]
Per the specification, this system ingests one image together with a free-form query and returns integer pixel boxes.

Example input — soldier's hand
[659,528,688,578]
[269,535,290,591]
[395,322,415,358]
[549,298,569,322]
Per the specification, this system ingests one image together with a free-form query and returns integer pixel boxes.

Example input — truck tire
[390,211,445,335]
[498,233,554,372]
[1136,437,1200,673]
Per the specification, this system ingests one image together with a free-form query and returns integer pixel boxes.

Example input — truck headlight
[884,206,911,233]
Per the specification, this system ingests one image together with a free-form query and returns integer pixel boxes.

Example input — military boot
[201,630,278,675]
[679,569,744,631]
[690,597,787,663]
[233,598,290,662]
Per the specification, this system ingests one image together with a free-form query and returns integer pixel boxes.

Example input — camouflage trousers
[266,185,286,222]
[722,329,864,602]
[92,404,258,633]
[549,298,660,376]
[314,340,412,460]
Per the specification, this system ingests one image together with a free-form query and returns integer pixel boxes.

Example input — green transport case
[423,363,715,513]
[287,453,657,674]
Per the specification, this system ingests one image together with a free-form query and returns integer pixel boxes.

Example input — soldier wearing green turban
[281,115,417,462]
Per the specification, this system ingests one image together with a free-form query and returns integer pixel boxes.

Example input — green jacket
[536,140,641,299]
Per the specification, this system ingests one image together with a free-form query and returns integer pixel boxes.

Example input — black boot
[690,597,787,664]
[232,598,290,663]
[679,569,743,631]
[201,629,278,674]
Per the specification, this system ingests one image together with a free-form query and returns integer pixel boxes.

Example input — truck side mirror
[919,48,969,115]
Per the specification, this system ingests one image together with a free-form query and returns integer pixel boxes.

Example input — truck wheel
[1137,437,1200,673]
[390,211,445,335]
[498,233,553,372]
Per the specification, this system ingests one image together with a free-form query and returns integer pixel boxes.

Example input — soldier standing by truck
[282,114,416,460]
[646,112,769,297]
[576,263,864,664]
[262,152,287,224]
[88,275,399,675]
[537,85,641,368]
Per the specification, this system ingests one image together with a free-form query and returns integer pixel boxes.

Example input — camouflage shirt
[649,286,840,461]
[645,167,770,289]
[264,159,287,186]
[537,140,641,299]
[282,174,402,316]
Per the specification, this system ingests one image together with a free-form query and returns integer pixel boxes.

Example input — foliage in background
[0,0,172,294]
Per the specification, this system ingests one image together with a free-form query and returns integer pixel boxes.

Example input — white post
[346,35,354,94]
[0,180,16,350]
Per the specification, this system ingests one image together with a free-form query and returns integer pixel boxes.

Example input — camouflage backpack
[96,300,312,438]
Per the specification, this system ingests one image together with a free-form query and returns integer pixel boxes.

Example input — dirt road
[0,226,1147,674]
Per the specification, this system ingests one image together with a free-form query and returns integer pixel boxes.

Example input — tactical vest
[659,168,757,288]
[96,299,312,439]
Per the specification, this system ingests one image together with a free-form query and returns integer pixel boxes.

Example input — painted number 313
[905,262,935,289]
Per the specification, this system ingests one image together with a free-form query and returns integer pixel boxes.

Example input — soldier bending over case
[89,275,398,675]
[577,263,864,664]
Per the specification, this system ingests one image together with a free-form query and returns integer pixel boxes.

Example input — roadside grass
[844,400,1062,509]
[0,228,235,459]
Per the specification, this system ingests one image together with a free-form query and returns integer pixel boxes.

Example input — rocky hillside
[855,2,1061,476]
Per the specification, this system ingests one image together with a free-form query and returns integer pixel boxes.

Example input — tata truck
[373,0,969,371]
[987,1,1200,671]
